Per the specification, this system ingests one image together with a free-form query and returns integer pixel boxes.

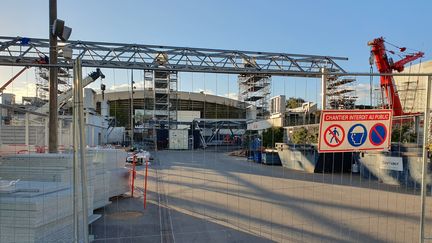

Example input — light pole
[48,0,58,153]
[130,70,135,147]
[48,0,72,152]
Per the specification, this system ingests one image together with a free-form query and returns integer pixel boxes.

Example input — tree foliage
[291,127,318,144]
[391,124,416,143]
[286,97,305,109]
[262,127,284,148]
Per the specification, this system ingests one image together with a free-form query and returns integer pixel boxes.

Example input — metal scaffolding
[238,74,271,119]
[145,70,178,129]
[0,36,347,76]
[326,76,357,109]
[0,36,348,144]
[35,66,71,101]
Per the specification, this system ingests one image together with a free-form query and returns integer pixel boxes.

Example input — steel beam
[0,36,347,77]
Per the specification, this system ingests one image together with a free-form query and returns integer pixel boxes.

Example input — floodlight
[52,19,72,41]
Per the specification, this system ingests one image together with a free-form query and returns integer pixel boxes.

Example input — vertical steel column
[419,75,432,243]
[76,59,89,243]
[24,113,29,147]
[72,60,79,243]
[58,119,62,146]
[45,118,49,148]
[48,0,58,153]
[72,59,89,243]
[321,68,327,110]
[130,70,134,147]
[370,66,374,106]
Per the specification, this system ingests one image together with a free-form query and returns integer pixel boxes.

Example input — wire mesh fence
[1,64,432,243]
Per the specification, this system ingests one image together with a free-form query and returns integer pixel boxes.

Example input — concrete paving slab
[153,150,432,242]
[89,149,432,242]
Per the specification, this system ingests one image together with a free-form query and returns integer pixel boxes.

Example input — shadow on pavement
[90,196,273,243]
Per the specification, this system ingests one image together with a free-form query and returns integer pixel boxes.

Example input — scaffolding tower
[238,74,271,119]
[35,67,71,101]
[326,75,357,109]
[145,70,178,129]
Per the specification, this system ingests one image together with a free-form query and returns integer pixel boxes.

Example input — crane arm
[36,68,105,114]
[368,37,423,116]
[392,52,424,72]
[0,66,29,94]
[0,55,49,95]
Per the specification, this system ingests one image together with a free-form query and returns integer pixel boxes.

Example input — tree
[291,127,308,144]
[262,127,284,148]
[291,127,318,144]
[286,97,305,109]
[391,124,416,143]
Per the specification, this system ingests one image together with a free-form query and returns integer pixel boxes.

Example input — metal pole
[59,119,62,146]
[144,159,148,209]
[321,67,327,110]
[419,75,432,243]
[370,66,374,106]
[72,60,79,243]
[143,72,145,145]
[44,118,49,148]
[130,70,134,147]
[48,0,58,153]
[76,59,89,243]
[24,113,29,148]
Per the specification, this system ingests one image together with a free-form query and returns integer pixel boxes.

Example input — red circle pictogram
[324,124,345,147]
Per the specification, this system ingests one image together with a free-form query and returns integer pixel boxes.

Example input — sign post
[318,110,392,153]
[419,76,432,243]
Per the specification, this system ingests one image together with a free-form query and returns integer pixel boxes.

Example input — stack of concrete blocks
[0,182,74,242]
[88,148,129,209]
[0,149,128,243]
[0,154,95,217]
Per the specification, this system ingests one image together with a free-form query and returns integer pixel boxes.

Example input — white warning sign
[318,109,393,153]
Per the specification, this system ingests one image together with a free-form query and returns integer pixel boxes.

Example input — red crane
[0,66,29,94]
[368,37,424,116]
[0,55,48,95]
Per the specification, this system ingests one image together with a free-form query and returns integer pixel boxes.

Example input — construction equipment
[0,67,29,94]
[36,68,105,114]
[0,56,48,95]
[368,37,424,116]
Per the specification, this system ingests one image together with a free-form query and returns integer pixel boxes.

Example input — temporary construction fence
[1,34,432,242]
[0,61,130,243]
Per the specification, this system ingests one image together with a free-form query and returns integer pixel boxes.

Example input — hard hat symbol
[351,126,365,145]
[348,124,367,147]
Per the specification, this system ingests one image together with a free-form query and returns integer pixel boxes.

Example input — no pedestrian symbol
[324,125,345,147]
[369,123,387,146]
[348,124,367,147]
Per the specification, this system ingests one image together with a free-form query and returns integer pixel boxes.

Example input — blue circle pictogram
[347,124,367,147]
[369,123,387,146]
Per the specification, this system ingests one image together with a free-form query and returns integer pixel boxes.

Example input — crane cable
[385,39,422,53]
[410,58,423,114]
[369,51,374,107]
[383,39,424,113]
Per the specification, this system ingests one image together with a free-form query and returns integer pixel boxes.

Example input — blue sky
[1,0,431,105]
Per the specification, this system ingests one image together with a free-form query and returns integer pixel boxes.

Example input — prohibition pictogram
[324,124,345,147]
[369,123,387,146]
[319,109,392,153]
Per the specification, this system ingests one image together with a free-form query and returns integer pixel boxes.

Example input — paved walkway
[92,150,432,242]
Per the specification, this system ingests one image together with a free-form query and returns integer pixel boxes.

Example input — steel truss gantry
[0,36,347,76]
